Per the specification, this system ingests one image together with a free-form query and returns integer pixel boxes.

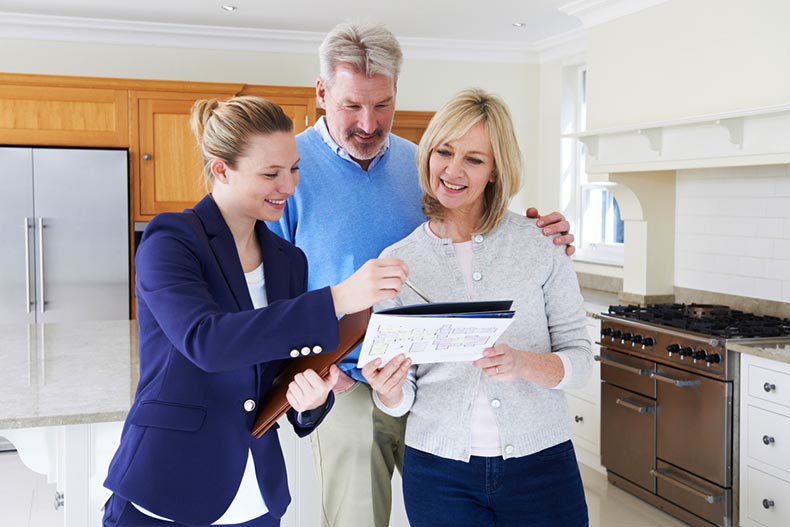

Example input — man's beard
[344,127,386,160]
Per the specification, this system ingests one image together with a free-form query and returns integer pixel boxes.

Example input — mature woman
[363,88,591,527]
[102,95,407,527]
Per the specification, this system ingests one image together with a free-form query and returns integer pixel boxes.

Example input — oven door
[654,363,733,488]
[601,381,657,492]
[653,460,731,527]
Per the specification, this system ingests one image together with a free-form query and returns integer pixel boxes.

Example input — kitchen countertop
[0,321,138,430]
[727,338,790,365]
[0,289,618,431]
[581,288,619,318]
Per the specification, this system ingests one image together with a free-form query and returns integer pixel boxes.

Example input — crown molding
[0,12,324,54]
[560,0,669,28]
[0,11,587,65]
[533,27,587,64]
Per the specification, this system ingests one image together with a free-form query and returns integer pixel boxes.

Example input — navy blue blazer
[104,195,339,525]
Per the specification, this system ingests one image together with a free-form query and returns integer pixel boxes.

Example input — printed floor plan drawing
[357,313,514,367]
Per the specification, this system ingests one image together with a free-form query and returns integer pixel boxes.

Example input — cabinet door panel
[0,84,128,147]
[137,97,214,216]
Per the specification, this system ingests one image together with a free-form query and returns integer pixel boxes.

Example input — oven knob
[642,337,656,348]
[692,349,707,362]
[621,332,632,342]
[666,344,680,357]
[611,329,623,341]
[601,328,613,337]
[631,335,643,347]
[679,347,694,360]
[705,353,721,365]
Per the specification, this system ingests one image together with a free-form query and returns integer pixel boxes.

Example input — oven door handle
[650,468,724,504]
[594,355,650,376]
[650,371,701,387]
[615,397,655,414]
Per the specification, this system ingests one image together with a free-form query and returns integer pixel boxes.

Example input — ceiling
[0,0,584,45]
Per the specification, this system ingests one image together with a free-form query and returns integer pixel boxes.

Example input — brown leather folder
[252,308,371,438]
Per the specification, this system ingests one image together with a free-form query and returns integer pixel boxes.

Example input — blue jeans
[402,440,588,527]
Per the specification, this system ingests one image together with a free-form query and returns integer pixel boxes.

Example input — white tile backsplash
[675,166,790,302]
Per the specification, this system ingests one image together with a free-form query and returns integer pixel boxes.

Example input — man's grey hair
[319,21,403,88]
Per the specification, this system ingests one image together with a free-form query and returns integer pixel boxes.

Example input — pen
[405,279,432,303]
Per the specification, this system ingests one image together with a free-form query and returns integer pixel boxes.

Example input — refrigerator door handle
[36,217,46,313]
[24,217,34,312]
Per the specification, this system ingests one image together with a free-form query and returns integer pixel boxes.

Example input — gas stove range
[607,303,790,339]
[596,303,790,527]
[596,303,790,381]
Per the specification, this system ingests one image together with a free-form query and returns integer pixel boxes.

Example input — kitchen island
[0,320,137,527]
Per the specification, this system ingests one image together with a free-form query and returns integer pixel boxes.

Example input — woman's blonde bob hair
[190,95,293,186]
[417,88,522,235]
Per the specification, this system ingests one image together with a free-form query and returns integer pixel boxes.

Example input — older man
[268,21,574,527]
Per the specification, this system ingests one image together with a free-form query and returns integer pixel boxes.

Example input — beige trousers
[310,381,407,527]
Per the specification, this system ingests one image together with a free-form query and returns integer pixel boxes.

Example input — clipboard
[356,301,515,368]
[251,308,371,438]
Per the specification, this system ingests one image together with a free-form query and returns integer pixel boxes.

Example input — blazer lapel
[192,195,253,312]
[257,223,291,303]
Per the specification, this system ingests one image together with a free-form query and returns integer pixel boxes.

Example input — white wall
[674,165,790,302]
[586,0,790,130]
[0,37,540,211]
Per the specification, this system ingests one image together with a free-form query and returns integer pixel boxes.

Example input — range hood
[567,104,790,304]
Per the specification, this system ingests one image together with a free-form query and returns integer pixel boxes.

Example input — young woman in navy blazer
[102,96,408,527]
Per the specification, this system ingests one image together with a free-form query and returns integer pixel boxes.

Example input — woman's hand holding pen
[330,258,409,316]
[361,354,412,409]
[286,364,341,412]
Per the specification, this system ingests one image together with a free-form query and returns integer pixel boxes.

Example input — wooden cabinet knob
[143,153,152,160]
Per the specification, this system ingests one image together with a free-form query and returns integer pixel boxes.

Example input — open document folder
[356,301,515,368]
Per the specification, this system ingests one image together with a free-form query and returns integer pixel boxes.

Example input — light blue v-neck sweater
[268,127,425,380]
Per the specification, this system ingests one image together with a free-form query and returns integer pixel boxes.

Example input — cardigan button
[473,234,484,243]
[301,346,311,356]
[490,399,501,409]
[312,345,323,354]
[290,349,300,358]
[472,272,483,281]
[243,399,256,412]
[504,444,514,455]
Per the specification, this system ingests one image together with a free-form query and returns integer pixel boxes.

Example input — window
[562,66,624,265]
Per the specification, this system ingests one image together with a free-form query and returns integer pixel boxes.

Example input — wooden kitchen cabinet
[239,85,317,134]
[132,86,317,220]
[316,108,435,144]
[0,74,128,147]
[389,110,435,144]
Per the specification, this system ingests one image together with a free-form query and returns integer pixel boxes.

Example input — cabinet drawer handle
[762,435,775,446]
[616,397,655,414]
[595,355,649,376]
[762,498,775,509]
[650,468,723,504]
[763,382,776,393]
[574,415,584,423]
[650,372,700,388]
[143,153,152,160]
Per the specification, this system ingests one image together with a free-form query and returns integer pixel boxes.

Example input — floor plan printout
[356,301,515,367]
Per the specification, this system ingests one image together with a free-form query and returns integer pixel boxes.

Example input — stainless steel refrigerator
[0,147,130,324]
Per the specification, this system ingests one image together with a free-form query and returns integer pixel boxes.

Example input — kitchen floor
[0,450,687,527]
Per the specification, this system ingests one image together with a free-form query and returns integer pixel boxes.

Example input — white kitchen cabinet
[739,353,790,527]
[566,315,604,473]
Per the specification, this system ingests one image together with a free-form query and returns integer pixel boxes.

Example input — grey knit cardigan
[373,211,592,462]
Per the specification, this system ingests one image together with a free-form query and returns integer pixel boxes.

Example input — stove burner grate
[607,303,790,339]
